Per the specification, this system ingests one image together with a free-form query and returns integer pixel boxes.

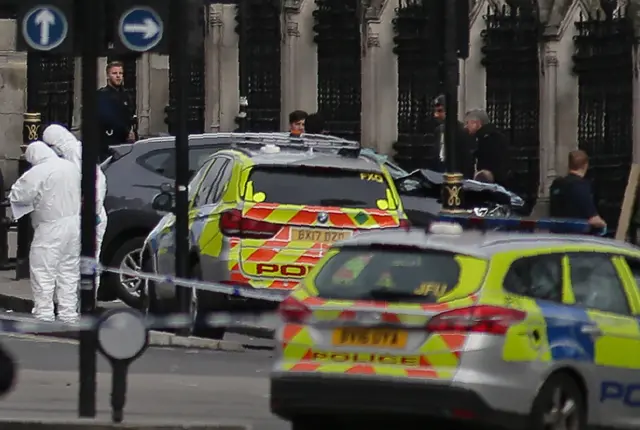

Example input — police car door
[566,252,640,427]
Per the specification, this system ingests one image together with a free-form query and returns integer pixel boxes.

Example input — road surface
[0,334,287,430]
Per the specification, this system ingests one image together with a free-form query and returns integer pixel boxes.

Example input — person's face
[434,105,445,122]
[464,119,482,135]
[290,119,305,134]
[107,66,124,87]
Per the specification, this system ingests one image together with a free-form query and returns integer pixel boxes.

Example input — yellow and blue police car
[270,216,640,430]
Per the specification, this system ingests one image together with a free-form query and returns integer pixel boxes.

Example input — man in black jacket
[97,61,137,161]
[431,95,475,178]
[464,108,510,187]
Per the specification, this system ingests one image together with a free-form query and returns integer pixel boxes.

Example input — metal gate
[167,7,205,135]
[573,7,633,230]
[313,0,361,140]
[235,0,281,132]
[30,54,76,128]
[392,0,442,172]
[482,3,540,211]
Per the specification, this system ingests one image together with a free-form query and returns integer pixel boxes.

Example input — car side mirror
[151,192,175,213]
[160,182,172,193]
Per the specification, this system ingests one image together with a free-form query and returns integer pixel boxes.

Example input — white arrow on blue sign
[118,6,164,53]
[22,6,68,51]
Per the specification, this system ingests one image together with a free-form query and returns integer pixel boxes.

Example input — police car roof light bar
[226,132,360,152]
[436,214,591,234]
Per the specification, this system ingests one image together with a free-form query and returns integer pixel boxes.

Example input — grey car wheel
[107,236,146,309]
[530,373,585,430]
[119,248,142,296]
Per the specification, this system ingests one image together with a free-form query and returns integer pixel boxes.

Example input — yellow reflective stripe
[587,310,640,369]
[501,296,552,363]
[561,255,575,305]
[613,256,640,313]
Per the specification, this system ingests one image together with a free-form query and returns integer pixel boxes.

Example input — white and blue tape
[80,257,290,303]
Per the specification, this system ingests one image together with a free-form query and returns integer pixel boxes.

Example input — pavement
[0,334,287,429]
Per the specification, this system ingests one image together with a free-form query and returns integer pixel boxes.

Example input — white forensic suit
[43,124,108,290]
[9,142,81,323]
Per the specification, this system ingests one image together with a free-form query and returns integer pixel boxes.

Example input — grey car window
[193,158,227,208]
[503,254,562,302]
[137,146,220,180]
[205,159,232,204]
[569,254,630,315]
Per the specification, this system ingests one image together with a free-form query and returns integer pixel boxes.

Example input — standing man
[97,61,137,161]
[288,110,308,136]
[431,95,474,178]
[304,113,327,134]
[42,124,108,293]
[549,150,607,231]
[9,142,81,323]
[463,108,510,187]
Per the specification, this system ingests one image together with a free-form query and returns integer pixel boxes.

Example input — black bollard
[15,112,40,280]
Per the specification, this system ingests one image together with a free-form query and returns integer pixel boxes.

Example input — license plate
[291,228,352,244]
[332,328,408,348]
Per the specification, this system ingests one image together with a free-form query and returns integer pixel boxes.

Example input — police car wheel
[529,373,585,430]
[190,263,226,340]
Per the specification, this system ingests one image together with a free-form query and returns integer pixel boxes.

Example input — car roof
[332,228,640,259]
[131,132,378,171]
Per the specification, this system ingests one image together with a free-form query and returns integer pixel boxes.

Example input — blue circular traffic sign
[22,6,68,51]
[118,6,164,53]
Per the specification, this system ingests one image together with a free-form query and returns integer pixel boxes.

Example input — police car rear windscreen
[244,167,391,209]
[312,247,486,303]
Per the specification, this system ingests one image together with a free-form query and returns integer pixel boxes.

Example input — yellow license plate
[332,328,408,348]
[291,228,352,244]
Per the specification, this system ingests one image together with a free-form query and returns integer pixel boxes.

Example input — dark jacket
[473,123,509,187]
[430,121,475,179]
[97,85,136,158]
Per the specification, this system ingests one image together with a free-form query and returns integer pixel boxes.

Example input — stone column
[136,53,151,136]
[463,1,488,112]
[204,4,224,132]
[71,57,82,134]
[281,4,301,130]
[148,54,170,135]
[360,1,398,154]
[538,46,558,204]
[219,4,240,131]
[360,29,378,150]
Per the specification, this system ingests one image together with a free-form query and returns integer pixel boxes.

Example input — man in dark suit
[97,61,137,161]
[464,108,510,187]
[431,95,475,178]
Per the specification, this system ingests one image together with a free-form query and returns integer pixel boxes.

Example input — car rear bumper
[270,375,528,430]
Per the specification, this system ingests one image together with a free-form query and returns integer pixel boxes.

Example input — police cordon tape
[79,257,290,303]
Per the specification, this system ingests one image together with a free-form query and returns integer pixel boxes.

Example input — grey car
[100,135,234,306]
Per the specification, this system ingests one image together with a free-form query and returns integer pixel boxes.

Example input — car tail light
[398,219,411,231]
[220,209,280,239]
[278,296,312,323]
[426,305,526,335]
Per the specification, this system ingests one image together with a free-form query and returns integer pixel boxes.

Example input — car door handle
[581,325,603,337]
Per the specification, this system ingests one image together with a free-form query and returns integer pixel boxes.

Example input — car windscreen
[312,247,486,303]
[243,166,395,209]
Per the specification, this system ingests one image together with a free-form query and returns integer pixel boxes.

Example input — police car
[270,216,640,430]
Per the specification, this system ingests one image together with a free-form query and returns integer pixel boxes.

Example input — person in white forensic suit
[9,141,81,323]
[42,124,108,292]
